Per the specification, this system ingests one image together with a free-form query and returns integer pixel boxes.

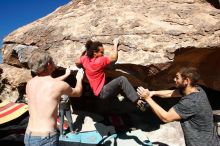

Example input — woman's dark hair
[179,67,200,86]
[85,40,103,58]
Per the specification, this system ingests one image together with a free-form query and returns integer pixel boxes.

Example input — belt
[25,129,58,137]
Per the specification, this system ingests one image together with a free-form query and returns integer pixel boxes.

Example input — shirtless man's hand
[76,68,84,81]
[65,68,71,77]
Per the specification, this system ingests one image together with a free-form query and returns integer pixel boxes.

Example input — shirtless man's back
[26,76,66,132]
[24,51,84,146]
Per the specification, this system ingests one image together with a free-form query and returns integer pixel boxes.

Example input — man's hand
[113,37,120,47]
[76,68,84,81]
[109,37,120,63]
[137,86,152,100]
[65,68,71,77]
[55,67,72,81]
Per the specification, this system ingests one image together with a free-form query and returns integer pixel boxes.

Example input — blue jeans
[24,130,59,146]
[99,76,139,102]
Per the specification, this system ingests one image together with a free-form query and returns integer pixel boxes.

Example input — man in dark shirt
[137,67,219,146]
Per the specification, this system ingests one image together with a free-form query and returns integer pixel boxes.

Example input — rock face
[1,0,220,101]
[0,64,31,101]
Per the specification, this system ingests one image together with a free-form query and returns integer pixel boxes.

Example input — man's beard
[177,83,187,95]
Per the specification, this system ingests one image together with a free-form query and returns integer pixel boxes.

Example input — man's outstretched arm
[75,50,86,67]
[150,90,181,98]
[137,86,181,98]
[137,87,181,123]
[55,68,71,81]
[109,37,119,63]
[62,68,84,97]
[144,98,181,123]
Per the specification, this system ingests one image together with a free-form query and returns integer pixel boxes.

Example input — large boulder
[1,0,220,101]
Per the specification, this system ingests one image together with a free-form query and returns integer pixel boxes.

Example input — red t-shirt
[80,55,110,96]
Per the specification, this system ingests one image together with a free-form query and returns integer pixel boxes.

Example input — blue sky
[0,0,70,62]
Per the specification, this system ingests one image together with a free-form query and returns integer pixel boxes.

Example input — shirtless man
[24,51,84,146]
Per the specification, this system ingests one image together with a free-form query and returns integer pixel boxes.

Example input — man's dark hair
[85,40,103,58]
[179,67,200,86]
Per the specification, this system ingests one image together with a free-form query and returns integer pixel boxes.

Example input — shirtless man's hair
[28,51,54,74]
